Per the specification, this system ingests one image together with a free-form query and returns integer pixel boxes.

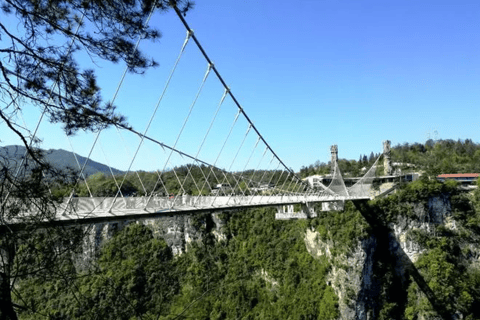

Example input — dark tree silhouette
[1,0,192,140]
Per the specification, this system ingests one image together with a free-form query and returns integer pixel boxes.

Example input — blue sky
[2,0,480,172]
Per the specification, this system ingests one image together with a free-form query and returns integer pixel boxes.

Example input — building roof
[437,173,480,178]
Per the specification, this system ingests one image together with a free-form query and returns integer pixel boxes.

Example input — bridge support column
[275,203,318,220]
[301,203,317,218]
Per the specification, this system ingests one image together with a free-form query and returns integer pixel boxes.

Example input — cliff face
[392,195,452,263]
[303,189,479,320]
[305,229,376,319]
[73,182,480,319]
[77,211,229,269]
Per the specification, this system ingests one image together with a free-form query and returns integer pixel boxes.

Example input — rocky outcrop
[211,212,229,241]
[77,211,230,269]
[303,194,456,320]
[304,229,376,320]
[391,195,452,262]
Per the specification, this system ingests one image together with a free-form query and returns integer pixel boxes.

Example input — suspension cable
[66,137,93,198]
[2,12,86,211]
[181,87,228,202]
[224,125,252,204]
[67,4,158,213]
[115,128,148,195]
[172,5,305,187]
[111,30,191,211]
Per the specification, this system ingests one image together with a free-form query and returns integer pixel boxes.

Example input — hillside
[8,140,480,319]
[300,139,480,178]
[14,178,480,320]
[0,145,123,177]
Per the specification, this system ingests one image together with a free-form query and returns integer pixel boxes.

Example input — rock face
[391,195,452,262]
[303,194,455,320]
[211,212,229,241]
[77,211,229,269]
[305,229,378,320]
[354,236,380,320]
[74,191,473,319]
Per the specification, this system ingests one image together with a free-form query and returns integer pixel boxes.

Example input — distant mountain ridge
[0,145,123,177]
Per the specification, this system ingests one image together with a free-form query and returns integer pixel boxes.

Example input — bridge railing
[5,191,371,225]
[56,194,354,216]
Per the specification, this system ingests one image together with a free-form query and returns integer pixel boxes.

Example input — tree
[16,224,178,320]
[0,148,85,320]
[0,1,193,318]
[1,0,192,140]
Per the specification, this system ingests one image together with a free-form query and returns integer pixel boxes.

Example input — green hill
[0,145,123,177]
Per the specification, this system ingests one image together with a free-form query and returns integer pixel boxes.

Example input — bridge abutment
[321,200,345,212]
[274,200,347,220]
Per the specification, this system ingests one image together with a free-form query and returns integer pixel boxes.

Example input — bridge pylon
[383,140,392,175]
[330,144,338,175]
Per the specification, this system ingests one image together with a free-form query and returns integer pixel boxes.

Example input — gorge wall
[78,211,229,269]
[75,181,480,320]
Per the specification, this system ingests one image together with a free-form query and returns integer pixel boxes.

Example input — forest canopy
[299,139,480,178]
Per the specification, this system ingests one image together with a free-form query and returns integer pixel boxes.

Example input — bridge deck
[11,195,370,225]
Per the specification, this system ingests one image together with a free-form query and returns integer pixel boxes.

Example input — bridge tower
[383,140,392,175]
[330,144,338,175]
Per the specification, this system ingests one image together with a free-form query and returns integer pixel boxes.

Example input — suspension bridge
[2,6,389,226]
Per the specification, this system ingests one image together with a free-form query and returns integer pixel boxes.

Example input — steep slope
[0,145,123,177]
[13,179,480,319]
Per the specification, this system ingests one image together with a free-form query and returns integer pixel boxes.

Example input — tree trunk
[0,272,18,320]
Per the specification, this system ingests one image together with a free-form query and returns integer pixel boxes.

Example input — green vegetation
[9,139,480,319]
[17,224,178,320]
[16,209,343,320]
[300,139,480,178]
[14,175,480,319]
[392,139,480,177]
[1,0,192,317]
[299,157,376,178]
[367,178,480,319]
[68,167,296,197]
[168,209,339,319]
[309,201,369,257]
